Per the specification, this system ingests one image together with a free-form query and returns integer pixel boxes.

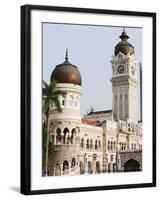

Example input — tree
[42,80,66,176]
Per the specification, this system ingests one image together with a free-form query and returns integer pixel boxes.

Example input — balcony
[53,144,80,152]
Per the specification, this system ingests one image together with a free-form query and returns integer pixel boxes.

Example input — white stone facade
[43,31,142,176]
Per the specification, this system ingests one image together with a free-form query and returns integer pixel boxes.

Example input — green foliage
[48,142,54,156]
[42,80,66,168]
[43,79,66,115]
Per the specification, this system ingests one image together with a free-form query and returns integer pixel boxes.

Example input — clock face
[131,67,135,75]
[117,65,124,74]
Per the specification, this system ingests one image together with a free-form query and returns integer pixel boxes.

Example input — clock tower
[111,29,138,122]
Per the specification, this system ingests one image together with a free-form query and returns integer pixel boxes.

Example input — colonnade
[51,127,80,145]
[53,157,79,176]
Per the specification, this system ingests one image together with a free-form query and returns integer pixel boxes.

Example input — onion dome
[51,49,82,86]
[114,28,135,56]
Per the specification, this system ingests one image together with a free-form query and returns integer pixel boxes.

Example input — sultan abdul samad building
[43,30,142,176]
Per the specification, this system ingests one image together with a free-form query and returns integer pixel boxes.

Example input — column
[72,135,75,144]
[60,163,63,176]
[84,153,88,174]
[69,160,72,174]
[117,89,119,120]
[53,166,56,176]
[77,158,80,174]
[68,131,71,144]
[54,132,56,145]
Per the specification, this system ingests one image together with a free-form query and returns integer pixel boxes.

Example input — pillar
[60,163,63,176]
[53,166,56,176]
[68,131,71,144]
[54,132,56,145]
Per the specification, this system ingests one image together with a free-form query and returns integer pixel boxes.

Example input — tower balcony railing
[80,147,102,152]
[53,144,80,152]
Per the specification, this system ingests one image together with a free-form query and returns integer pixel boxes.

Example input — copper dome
[50,49,82,86]
[114,30,134,56]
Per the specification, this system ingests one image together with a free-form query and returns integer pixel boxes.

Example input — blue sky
[43,23,142,117]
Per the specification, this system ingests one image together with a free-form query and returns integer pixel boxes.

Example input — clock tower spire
[111,29,138,122]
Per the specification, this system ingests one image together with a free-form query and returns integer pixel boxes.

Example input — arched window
[113,141,116,150]
[119,142,122,151]
[108,140,110,150]
[122,143,124,151]
[113,163,116,172]
[71,158,76,168]
[63,128,69,144]
[86,139,89,149]
[88,161,92,174]
[63,160,69,175]
[69,95,74,107]
[74,96,79,108]
[96,161,101,174]
[99,140,101,149]
[108,163,111,173]
[81,138,84,149]
[56,128,61,144]
[62,96,65,106]
[95,140,98,150]
[110,154,114,162]
[124,143,126,151]
[71,128,76,144]
[119,94,123,119]
[90,139,93,149]
[125,94,128,118]
[131,143,134,150]
[79,161,84,174]
[111,141,113,150]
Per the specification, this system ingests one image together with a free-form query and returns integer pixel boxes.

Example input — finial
[119,27,129,41]
[65,48,68,61]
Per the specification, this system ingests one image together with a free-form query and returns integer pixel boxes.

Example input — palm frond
[42,88,49,97]
[43,80,49,90]
[52,96,62,112]
[50,80,57,94]
[43,97,50,115]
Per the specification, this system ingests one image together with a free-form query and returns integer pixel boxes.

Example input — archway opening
[96,161,101,174]
[79,161,84,174]
[108,162,115,173]
[63,160,69,174]
[80,138,84,149]
[56,128,62,144]
[88,161,92,174]
[71,128,77,144]
[71,157,76,168]
[124,159,140,172]
[63,128,69,144]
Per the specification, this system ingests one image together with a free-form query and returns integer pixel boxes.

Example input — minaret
[47,50,82,176]
[111,29,138,122]
[50,49,82,121]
